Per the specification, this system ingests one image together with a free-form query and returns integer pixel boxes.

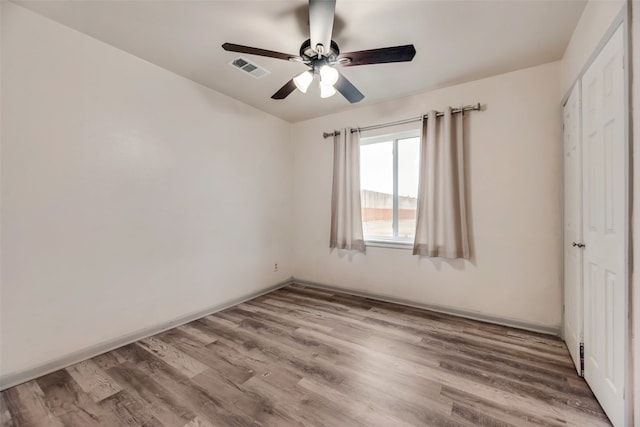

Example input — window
[360,130,420,245]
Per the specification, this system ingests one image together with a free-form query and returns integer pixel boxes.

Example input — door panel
[581,24,626,427]
[562,83,582,376]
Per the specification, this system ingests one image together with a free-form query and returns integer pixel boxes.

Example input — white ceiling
[13,0,586,123]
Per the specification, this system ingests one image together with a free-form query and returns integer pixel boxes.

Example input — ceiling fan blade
[334,72,364,104]
[338,45,416,67]
[222,43,301,61]
[309,0,336,54]
[271,79,298,100]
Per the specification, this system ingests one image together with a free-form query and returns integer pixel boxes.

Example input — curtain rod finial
[323,130,341,139]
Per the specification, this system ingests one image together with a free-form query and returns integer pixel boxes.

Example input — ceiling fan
[222,0,416,103]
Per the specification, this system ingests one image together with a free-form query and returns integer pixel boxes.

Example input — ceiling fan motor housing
[300,39,340,62]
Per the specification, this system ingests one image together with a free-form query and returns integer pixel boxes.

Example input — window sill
[365,240,413,250]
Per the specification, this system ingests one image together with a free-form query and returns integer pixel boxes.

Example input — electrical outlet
[273,263,278,272]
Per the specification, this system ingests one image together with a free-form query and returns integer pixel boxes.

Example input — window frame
[359,129,420,249]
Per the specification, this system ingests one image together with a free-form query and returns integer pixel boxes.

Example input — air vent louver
[229,56,270,79]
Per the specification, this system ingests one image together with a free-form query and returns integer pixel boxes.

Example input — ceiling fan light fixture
[319,65,339,86]
[320,81,337,98]
[293,70,314,93]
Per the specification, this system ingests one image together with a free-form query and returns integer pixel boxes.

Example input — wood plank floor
[1,284,611,426]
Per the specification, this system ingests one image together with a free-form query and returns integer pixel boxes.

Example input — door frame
[561,81,583,376]
[560,4,632,425]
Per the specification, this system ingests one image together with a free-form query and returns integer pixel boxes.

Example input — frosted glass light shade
[320,81,337,98]
[293,71,313,93]
[319,65,339,86]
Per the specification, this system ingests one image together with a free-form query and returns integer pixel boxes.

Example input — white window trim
[359,129,421,146]
[360,129,420,247]
[365,239,413,250]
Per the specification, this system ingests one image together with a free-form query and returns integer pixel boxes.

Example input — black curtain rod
[322,103,482,139]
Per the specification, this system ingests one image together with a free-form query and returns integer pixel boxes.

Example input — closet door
[581,24,626,427]
[562,83,582,376]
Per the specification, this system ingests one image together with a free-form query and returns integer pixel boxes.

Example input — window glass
[359,132,420,244]
[397,137,420,240]
[360,140,393,238]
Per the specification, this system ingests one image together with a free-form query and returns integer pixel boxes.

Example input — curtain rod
[322,103,482,139]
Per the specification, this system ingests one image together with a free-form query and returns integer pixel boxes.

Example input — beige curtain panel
[330,129,366,252]
[413,108,470,259]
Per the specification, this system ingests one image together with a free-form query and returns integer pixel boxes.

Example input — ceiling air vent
[229,56,270,79]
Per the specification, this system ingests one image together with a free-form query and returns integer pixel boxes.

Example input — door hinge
[579,342,585,377]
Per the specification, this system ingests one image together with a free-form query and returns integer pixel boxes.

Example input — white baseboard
[291,278,561,336]
[0,278,292,391]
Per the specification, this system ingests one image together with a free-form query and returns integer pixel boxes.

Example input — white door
[581,25,627,427]
[563,83,582,376]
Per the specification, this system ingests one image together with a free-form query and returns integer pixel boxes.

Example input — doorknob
[572,242,585,248]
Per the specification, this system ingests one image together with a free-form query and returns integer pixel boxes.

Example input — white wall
[291,62,563,330]
[0,2,293,382]
[560,0,625,97]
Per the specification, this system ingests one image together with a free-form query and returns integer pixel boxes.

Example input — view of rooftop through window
[360,135,420,241]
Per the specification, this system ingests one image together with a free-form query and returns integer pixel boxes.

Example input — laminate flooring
[1,284,611,426]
